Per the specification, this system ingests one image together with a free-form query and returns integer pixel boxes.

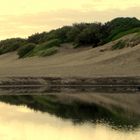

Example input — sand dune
[0,34,139,77]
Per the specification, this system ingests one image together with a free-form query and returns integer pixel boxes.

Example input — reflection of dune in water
[51,93,140,116]
[0,93,139,130]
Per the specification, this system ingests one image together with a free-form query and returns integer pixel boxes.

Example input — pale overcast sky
[0,0,140,40]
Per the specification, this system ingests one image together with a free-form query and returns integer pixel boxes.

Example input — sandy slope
[0,34,140,77]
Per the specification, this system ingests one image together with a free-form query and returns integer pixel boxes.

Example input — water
[0,92,139,140]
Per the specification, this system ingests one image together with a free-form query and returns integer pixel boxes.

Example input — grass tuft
[38,47,58,57]
[112,41,126,50]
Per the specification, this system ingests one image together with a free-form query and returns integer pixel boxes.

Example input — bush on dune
[27,32,48,44]
[17,43,36,58]
[41,39,61,49]
[104,17,140,42]
[36,39,60,50]
[0,38,26,55]
[111,27,140,41]
[75,23,103,47]
[38,47,58,57]
[112,41,126,50]
[31,39,61,56]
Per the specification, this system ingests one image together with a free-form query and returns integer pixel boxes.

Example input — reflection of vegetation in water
[0,95,139,130]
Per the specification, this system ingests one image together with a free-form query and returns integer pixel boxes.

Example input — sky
[0,0,140,40]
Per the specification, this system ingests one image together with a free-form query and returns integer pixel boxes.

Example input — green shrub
[41,39,60,49]
[30,39,61,56]
[75,23,103,47]
[18,43,36,58]
[111,27,140,41]
[0,48,4,55]
[39,47,58,57]
[135,32,140,37]
[73,44,80,49]
[105,17,140,42]
[112,41,126,50]
[0,38,26,55]
[27,32,48,44]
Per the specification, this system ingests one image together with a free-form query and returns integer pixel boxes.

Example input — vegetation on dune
[28,39,60,57]
[104,17,140,42]
[21,17,140,48]
[111,27,140,41]
[27,32,48,44]
[112,33,140,50]
[38,47,58,57]
[17,43,36,58]
[39,39,60,49]
[0,17,140,58]
[112,41,126,50]
[0,38,26,55]
[75,23,104,46]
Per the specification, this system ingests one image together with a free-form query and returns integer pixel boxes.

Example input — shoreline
[0,76,140,94]
[1,76,140,85]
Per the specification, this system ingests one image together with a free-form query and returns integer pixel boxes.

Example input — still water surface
[0,93,139,140]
